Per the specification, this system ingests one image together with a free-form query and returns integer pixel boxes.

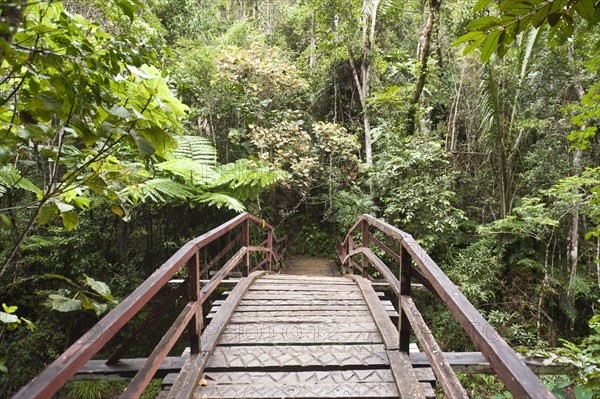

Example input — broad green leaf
[111,204,125,217]
[463,34,487,55]
[72,196,91,210]
[108,105,131,119]
[126,65,156,80]
[574,0,595,21]
[130,131,156,158]
[481,30,503,62]
[465,16,501,30]
[0,311,18,324]
[2,304,17,313]
[61,211,79,230]
[37,205,57,225]
[46,294,82,312]
[84,275,116,303]
[452,31,486,47]
[43,273,76,285]
[548,12,561,26]
[0,213,10,227]
[474,0,494,12]
[56,201,74,213]
[116,0,137,20]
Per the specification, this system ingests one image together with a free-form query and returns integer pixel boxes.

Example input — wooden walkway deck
[186,274,433,398]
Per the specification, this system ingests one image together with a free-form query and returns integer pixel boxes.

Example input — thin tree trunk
[309,11,316,70]
[407,0,440,135]
[347,0,380,165]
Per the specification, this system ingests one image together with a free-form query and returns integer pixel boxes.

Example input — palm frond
[479,65,505,152]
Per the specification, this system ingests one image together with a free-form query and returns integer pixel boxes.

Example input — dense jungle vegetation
[1,0,600,397]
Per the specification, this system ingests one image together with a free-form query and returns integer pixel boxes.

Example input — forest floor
[283,256,340,276]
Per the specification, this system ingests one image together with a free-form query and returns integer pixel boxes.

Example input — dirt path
[283,255,341,276]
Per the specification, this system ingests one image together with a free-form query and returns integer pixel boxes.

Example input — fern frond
[197,192,245,212]
[172,135,217,165]
[156,159,218,184]
[120,178,194,206]
[209,159,283,201]
[0,165,41,198]
[559,292,578,322]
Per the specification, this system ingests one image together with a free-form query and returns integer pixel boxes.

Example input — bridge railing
[337,214,553,399]
[14,212,285,399]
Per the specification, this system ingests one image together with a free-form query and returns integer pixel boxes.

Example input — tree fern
[155,159,218,184]
[196,192,245,212]
[210,159,284,201]
[172,135,217,165]
[120,178,194,206]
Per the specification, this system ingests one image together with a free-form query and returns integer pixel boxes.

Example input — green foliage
[0,304,33,332]
[454,0,600,61]
[526,314,600,393]
[43,273,117,316]
[371,136,465,249]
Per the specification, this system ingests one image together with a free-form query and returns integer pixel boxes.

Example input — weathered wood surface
[193,274,434,398]
[348,275,427,399]
[401,295,468,398]
[206,344,389,369]
[166,271,267,399]
[283,255,340,276]
[75,351,568,378]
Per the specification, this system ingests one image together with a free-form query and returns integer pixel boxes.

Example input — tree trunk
[407,0,440,135]
[347,0,381,165]
[0,1,26,66]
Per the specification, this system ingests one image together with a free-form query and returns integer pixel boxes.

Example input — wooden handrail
[14,212,284,399]
[337,214,554,399]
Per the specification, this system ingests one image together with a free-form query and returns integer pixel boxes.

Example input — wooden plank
[387,351,427,399]
[347,275,398,350]
[224,322,378,334]
[193,382,400,398]
[74,352,569,378]
[212,299,382,306]
[226,315,379,324]
[348,275,426,399]
[239,292,377,300]
[218,305,372,312]
[206,344,389,369]
[194,369,435,385]
[401,296,468,398]
[219,310,374,317]
[218,331,383,345]
[248,284,359,292]
[257,277,354,285]
[166,271,267,399]
[410,352,571,375]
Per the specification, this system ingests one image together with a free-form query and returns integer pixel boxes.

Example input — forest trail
[284,255,340,276]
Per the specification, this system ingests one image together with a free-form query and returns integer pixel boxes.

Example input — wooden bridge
[14,213,557,398]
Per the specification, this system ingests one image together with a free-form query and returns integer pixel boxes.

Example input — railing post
[361,220,369,278]
[267,228,273,271]
[399,245,411,353]
[242,218,250,277]
[341,240,347,275]
[187,252,201,354]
